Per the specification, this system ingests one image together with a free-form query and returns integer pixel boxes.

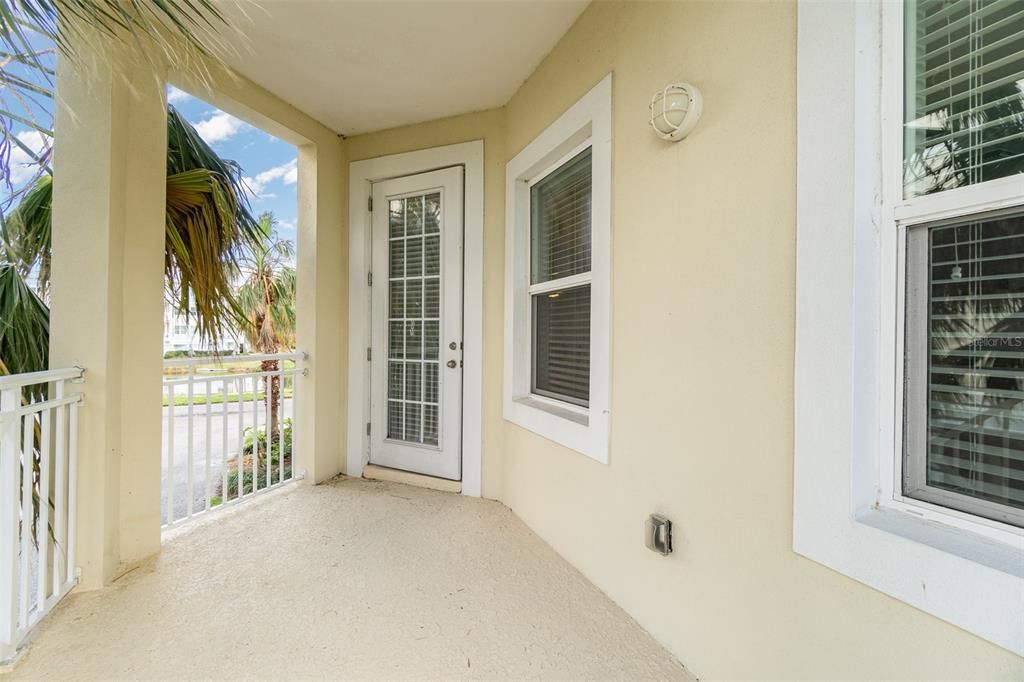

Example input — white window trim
[794,0,1024,656]
[504,74,612,464]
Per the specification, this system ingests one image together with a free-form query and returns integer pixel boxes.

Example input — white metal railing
[162,353,304,529]
[0,367,84,664]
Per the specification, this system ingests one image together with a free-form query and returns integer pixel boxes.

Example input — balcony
[0,0,1020,678]
[8,476,692,680]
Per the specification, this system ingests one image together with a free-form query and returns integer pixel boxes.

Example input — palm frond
[0,0,231,64]
[164,106,261,348]
[3,172,50,292]
[0,262,48,378]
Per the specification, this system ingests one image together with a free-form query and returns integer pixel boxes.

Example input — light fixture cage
[649,83,703,141]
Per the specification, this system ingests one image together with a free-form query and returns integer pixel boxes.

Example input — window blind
[531,148,592,284]
[529,146,592,407]
[533,286,591,406]
[904,0,1024,197]
[920,213,1024,520]
[387,193,442,447]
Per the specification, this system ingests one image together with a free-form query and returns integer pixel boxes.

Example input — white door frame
[347,141,484,496]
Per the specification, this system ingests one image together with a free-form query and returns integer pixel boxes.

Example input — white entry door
[369,167,464,480]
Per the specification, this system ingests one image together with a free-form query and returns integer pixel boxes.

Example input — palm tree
[235,212,296,451]
[0,105,262,377]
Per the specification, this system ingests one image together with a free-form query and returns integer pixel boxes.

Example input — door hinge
[367,271,373,286]
[368,196,373,212]
[366,346,372,361]
[366,422,371,436]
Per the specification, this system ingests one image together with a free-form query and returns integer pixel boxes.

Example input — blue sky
[168,86,298,248]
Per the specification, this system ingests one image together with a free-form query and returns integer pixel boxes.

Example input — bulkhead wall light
[649,83,703,141]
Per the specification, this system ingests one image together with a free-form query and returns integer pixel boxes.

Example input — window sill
[504,393,608,464]
[514,394,588,426]
[794,462,1024,656]
[857,504,1024,578]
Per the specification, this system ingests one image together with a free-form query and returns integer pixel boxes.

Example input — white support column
[294,140,348,483]
[49,49,167,588]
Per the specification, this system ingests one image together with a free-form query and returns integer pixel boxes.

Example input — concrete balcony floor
[10,477,693,680]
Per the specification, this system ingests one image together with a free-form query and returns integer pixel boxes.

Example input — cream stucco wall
[344,1,1023,678]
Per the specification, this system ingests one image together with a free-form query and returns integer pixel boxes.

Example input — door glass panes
[903,0,1024,197]
[909,212,1024,524]
[387,192,442,446]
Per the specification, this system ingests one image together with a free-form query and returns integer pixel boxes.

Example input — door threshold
[362,464,462,494]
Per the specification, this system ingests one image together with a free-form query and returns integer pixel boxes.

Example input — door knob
[446,359,457,368]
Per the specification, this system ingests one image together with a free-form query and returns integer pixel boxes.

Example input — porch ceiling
[215,1,590,136]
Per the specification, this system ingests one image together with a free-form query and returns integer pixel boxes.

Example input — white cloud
[193,111,246,145]
[167,86,192,105]
[8,130,51,186]
[243,158,297,200]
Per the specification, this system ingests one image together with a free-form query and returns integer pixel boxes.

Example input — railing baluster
[52,381,66,596]
[221,380,228,507]
[251,376,259,493]
[205,381,213,512]
[167,383,175,525]
[19,409,33,629]
[186,365,195,519]
[278,366,285,484]
[66,401,78,583]
[0,388,21,655]
[236,377,244,501]
[37,406,51,614]
[289,374,296,482]
[265,372,272,488]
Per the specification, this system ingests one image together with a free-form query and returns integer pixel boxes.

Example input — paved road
[161,397,294,524]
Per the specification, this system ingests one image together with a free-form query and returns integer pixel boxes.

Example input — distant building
[163,302,244,355]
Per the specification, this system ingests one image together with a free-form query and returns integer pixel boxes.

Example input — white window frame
[504,74,612,464]
[794,0,1024,656]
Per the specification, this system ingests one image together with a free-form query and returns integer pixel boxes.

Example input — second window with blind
[504,75,612,463]
[900,0,1024,529]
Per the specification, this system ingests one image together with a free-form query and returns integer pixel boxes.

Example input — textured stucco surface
[10,478,692,680]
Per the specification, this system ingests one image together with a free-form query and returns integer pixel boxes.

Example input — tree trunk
[261,359,280,460]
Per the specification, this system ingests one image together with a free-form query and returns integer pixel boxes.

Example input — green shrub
[217,418,293,500]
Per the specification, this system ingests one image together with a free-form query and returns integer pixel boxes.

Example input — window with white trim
[504,75,611,463]
[899,0,1024,529]
[794,0,1024,656]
